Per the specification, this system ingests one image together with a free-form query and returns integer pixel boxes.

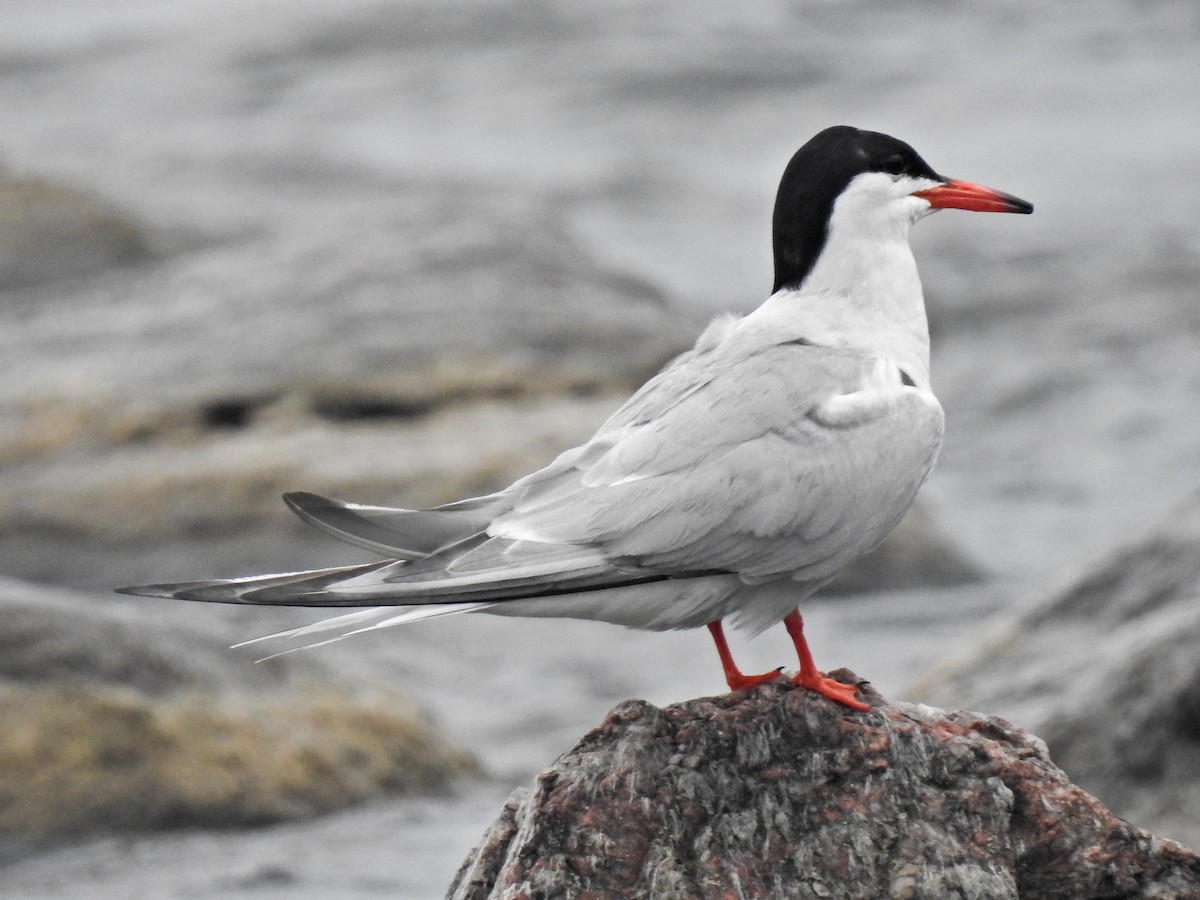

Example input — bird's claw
[792,671,870,711]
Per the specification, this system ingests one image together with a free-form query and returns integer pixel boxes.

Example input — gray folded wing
[492,339,944,584]
[120,336,942,620]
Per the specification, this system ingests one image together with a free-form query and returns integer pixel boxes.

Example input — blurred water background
[1,1,1199,896]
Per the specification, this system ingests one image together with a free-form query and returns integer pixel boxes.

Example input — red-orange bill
[913,179,1033,214]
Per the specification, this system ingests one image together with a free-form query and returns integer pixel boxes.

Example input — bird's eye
[881,154,906,177]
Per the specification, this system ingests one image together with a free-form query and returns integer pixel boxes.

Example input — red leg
[783,610,869,711]
[707,620,783,691]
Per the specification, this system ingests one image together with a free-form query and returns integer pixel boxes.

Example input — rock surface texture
[449,675,1200,900]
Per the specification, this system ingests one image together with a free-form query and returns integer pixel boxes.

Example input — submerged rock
[449,677,1199,899]
[0,176,148,289]
[0,577,476,844]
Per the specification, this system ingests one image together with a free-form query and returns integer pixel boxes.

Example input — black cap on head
[772,126,942,293]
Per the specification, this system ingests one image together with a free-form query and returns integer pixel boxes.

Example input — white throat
[771,172,937,388]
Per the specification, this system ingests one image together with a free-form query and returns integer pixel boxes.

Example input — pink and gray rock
[449,675,1200,899]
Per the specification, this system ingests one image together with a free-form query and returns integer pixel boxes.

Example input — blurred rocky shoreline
[2,1,1199,897]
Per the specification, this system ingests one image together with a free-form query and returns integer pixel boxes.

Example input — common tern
[120,126,1032,710]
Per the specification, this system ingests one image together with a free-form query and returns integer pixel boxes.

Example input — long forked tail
[114,490,516,657]
[116,488,509,605]
[115,559,462,659]
[114,490,698,655]
[231,600,497,660]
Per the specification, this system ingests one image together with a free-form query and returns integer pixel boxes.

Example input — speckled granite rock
[449,676,1200,900]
